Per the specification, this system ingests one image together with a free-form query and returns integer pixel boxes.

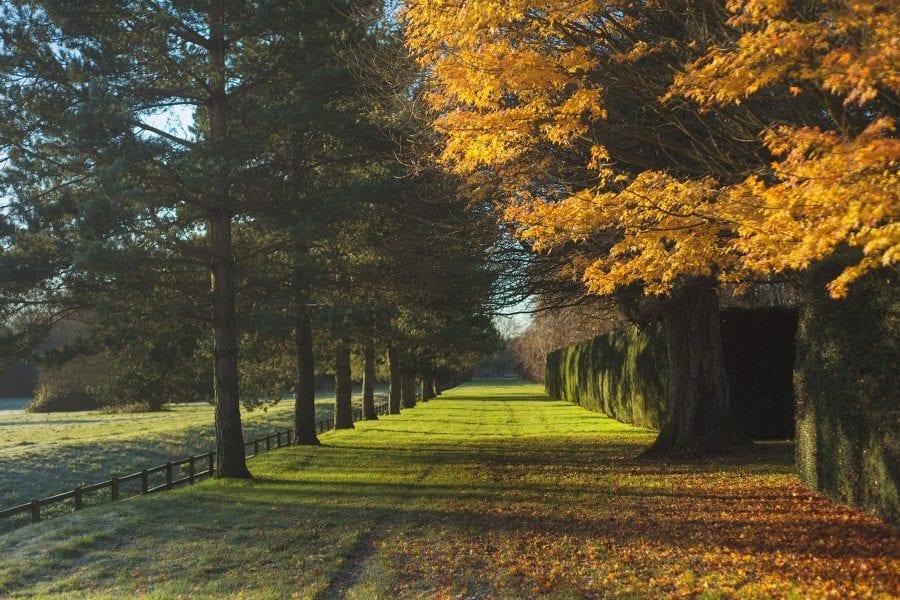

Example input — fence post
[188,456,195,484]
[73,486,82,510]
[276,431,281,448]
[208,452,215,477]
[111,476,119,501]
[165,462,173,489]
[287,429,292,445]
[266,434,271,451]
[30,499,40,523]
[141,469,149,494]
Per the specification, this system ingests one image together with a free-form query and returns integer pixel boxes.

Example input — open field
[0,380,896,598]
[0,392,381,523]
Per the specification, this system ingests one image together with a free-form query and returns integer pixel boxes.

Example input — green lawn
[0,393,367,525]
[0,380,896,599]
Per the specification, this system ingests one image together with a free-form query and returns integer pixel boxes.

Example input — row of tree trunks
[292,276,745,460]
[334,343,354,429]
[294,332,439,441]
[285,276,743,460]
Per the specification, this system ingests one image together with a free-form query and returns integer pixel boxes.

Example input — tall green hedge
[795,258,898,525]
[546,308,797,440]
[546,322,668,430]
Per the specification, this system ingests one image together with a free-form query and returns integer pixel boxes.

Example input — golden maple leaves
[670,0,900,296]
[404,0,899,297]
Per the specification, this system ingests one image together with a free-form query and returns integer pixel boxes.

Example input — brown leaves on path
[382,438,899,599]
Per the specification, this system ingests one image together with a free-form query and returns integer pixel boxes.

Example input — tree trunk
[293,299,319,445]
[209,3,250,479]
[401,372,416,409]
[387,345,401,414]
[644,278,750,458]
[362,342,377,419]
[431,376,440,397]
[334,343,354,429]
[421,374,435,401]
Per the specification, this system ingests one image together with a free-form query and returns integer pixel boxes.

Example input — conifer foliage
[0,1,504,474]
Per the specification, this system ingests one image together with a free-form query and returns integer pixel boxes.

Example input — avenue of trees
[0,1,503,477]
[0,0,896,471]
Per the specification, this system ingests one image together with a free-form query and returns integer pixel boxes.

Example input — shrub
[27,383,98,412]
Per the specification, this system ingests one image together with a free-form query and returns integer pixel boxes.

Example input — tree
[0,1,342,476]
[404,0,897,455]
[668,0,898,297]
[403,0,764,455]
[237,0,390,443]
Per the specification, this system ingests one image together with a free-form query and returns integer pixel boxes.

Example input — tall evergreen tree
[0,1,360,476]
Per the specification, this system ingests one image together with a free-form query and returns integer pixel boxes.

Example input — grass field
[0,392,379,525]
[0,380,896,598]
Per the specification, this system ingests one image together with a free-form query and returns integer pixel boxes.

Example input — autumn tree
[403,0,762,456]
[667,0,898,296]
[404,0,897,455]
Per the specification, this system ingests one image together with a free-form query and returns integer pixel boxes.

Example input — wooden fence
[0,401,388,527]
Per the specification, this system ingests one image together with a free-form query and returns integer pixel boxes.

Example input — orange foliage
[404,0,898,298]
[671,0,900,296]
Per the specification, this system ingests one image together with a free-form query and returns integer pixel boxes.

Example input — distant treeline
[0,363,35,398]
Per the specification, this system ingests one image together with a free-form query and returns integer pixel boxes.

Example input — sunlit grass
[0,393,360,515]
[0,380,895,599]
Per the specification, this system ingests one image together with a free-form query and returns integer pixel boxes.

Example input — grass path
[0,380,896,598]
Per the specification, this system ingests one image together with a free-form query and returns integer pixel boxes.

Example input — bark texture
[421,375,435,401]
[387,345,402,414]
[644,278,750,458]
[401,372,417,409]
[293,302,319,445]
[362,342,377,420]
[209,2,250,479]
[334,343,354,429]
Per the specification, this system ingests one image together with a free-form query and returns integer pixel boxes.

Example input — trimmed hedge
[546,322,668,431]
[795,258,898,526]
[546,307,797,440]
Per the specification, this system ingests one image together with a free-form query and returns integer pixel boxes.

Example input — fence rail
[0,400,389,527]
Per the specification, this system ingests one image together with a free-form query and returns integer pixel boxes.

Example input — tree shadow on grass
[2,436,895,599]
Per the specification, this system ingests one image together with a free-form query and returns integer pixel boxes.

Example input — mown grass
[0,380,896,599]
[0,391,382,525]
